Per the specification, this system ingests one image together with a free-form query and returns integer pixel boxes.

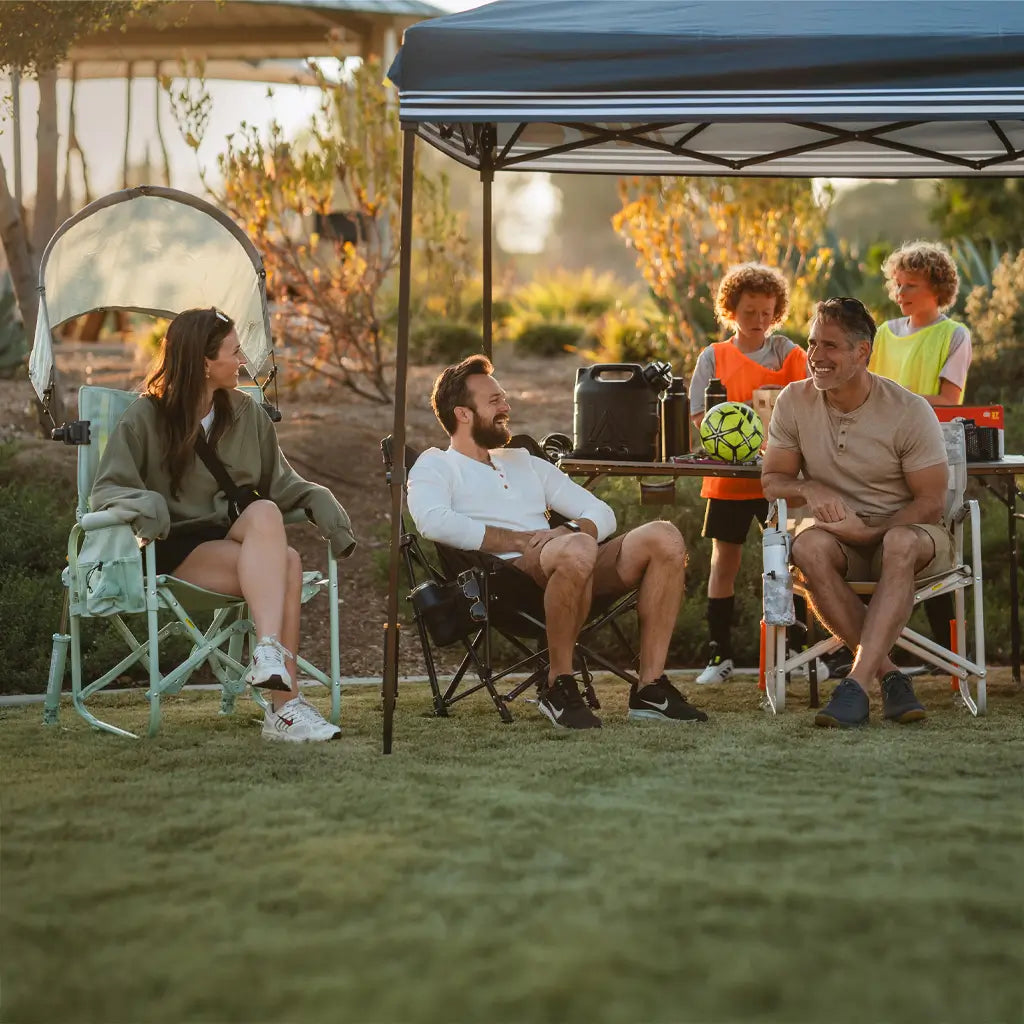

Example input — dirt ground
[0,345,583,679]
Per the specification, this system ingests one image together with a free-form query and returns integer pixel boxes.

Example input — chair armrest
[80,509,134,531]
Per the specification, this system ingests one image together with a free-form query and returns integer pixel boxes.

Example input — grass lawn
[2,673,1023,1024]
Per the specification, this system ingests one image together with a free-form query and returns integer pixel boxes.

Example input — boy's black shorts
[702,497,769,545]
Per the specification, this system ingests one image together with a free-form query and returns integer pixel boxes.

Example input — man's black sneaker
[814,677,869,728]
[881,671,927,724]
[536,675,602,730]
[628,675,709,723]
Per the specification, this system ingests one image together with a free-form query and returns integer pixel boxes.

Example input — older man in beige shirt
[761,297,952,728]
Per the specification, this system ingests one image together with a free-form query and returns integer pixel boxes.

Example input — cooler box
[934,405,1004,460]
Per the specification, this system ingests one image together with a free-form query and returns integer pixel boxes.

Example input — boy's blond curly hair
[881,241,960,310]
[714,263,789,330]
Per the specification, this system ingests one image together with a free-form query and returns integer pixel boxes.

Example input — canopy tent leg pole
[12,70,22,205]
[480,124,495,359]
[122,62,134,189]
[382,126,417,754]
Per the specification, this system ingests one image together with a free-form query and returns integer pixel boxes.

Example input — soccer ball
[699,401,765,462]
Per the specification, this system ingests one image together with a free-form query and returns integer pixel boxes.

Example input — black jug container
[704,376,728,412]
[573,364,660,460]
[660,377,690,459]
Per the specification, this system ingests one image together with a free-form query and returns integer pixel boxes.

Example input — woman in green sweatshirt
[91,307,356,742]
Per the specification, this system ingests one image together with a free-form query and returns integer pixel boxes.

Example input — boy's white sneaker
[262,696,341,742]
[246,636,293,692]
[696,656,734,685]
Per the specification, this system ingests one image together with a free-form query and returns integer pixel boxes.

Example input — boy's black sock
[924,593,955,650]
[707,595,735,660]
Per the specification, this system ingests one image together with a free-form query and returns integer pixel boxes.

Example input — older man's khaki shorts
[796,522,955,583]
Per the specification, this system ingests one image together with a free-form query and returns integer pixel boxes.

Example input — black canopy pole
[382,125,417,755]
[480,124,496,358]
[482,172,493,358]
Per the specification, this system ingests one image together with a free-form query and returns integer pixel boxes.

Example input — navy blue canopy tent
[380,0,1024,751]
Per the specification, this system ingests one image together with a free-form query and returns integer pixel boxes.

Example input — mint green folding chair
[42,384,341,739]
[29,185,344,739]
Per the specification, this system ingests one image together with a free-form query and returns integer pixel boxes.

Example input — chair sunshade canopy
[30,186,273,404]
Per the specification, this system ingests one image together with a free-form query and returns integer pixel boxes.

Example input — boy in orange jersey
[689,264,809,684]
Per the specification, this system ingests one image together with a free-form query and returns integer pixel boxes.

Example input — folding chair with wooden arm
[761,420,986,715]
[382,435,640,723]
[42,385,342,739]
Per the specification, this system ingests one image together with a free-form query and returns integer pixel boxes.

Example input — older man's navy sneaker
[881,671,927,723]
[814,677,869,728]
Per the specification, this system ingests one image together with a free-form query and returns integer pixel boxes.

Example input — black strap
[194,433,256,507]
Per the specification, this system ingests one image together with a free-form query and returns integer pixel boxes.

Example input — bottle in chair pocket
[762,526,795,626]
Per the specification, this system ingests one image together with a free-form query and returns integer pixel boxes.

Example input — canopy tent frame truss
[414,116,1024,176]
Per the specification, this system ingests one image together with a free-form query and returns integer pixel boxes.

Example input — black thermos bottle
[704,376,728,412]
[660,377,690,459]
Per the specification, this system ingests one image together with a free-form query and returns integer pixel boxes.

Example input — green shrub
[512,268,631,322]
[514,320,586,357]
[0,448,195,694]
[410,320,485,364]
[463,296,515,329]
[582,309,671,366]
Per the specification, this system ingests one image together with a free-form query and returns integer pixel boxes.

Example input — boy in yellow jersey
[871,240,973,660]
[689,264,809,684]
[871,241,972,406]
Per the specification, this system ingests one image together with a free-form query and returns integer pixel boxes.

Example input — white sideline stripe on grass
[0,669,760,708]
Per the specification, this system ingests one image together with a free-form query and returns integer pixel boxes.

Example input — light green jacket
[90,390,356,557]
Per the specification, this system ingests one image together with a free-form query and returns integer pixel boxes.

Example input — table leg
[1009,478,1021,687]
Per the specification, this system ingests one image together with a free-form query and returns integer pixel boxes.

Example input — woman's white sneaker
[246,636,293,692]
[262,696,341,742]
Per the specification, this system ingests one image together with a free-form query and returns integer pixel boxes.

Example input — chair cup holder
[409,578,480,647]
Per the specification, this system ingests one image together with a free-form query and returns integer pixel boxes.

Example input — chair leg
[804,602,820,708]
[577,653,600,710]
[328,544,341,725]
[43,631,70,726]
[145,555,162,738]
[67,610,139,739]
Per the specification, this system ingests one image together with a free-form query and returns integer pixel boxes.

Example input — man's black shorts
[702,497,769,545]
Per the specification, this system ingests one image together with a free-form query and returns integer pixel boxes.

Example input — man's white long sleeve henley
[407,446,616,558]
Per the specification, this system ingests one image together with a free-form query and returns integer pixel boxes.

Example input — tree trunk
[0,152,40,339]
[0,153,65,430]
[32,67,59,256]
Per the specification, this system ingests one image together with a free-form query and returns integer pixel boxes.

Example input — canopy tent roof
[388,0,1024,177]
[29,187,273,405]
[68,0,444,64]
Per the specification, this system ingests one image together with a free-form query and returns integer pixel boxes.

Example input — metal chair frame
[43,385,342,738]
[384,436,640,723]
[762,421,986,716]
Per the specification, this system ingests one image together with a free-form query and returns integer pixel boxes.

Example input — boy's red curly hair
[714,263,790,331]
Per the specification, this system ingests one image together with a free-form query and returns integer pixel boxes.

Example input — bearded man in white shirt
[407,355,708,731]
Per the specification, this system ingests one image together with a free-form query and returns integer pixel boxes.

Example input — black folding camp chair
[382,436,640,722]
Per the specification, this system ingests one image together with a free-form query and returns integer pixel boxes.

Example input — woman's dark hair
[144,307,235,497]
[812,297,877,351]
[430,354,494,434]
